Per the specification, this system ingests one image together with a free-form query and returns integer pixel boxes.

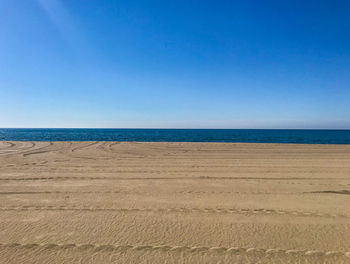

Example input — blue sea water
[0,129,350,144]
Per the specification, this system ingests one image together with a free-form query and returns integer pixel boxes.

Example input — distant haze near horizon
[1,0,349,129]
[1,126,350,130]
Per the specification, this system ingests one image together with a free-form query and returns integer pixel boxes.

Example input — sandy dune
[0,141,350,263]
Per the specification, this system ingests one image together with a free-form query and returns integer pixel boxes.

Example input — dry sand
[0,141,349,263]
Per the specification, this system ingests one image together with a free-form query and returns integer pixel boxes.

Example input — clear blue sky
[1,0,349,128]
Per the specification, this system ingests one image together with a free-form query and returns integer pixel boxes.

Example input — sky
[0,0,349,128]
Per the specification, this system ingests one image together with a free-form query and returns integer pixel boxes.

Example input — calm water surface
[0,129,350,144]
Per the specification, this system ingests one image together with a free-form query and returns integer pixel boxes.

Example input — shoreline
[1,140,350,146]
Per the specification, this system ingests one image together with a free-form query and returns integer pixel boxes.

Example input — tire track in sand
[0,206,347,218]
[71,142,99,153]
[0,176,348,187]
[0,242,349,258]
[0,142,35,155]
[22,142,54,157]
[307,190,350,195]
[0,191,302,195]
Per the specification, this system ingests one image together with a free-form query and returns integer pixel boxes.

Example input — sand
[0,141,349,263]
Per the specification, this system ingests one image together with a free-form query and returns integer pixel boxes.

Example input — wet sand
[0,141,350,263]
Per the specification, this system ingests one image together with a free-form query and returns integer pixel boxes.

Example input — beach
[0,141,349,263]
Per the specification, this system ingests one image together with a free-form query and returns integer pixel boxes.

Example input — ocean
[0,128,349,144]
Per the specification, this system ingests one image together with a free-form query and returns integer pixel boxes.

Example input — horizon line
[1,128,350,130]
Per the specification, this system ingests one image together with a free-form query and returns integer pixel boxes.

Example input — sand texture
[0,141,350,263]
